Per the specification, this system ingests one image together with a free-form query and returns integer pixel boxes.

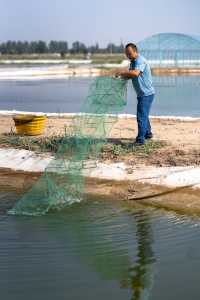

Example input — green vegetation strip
[0,133,166,158]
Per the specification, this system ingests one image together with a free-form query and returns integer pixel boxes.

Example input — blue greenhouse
[137,33,200,67]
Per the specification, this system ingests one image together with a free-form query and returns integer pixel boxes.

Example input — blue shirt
[129,55,155,97]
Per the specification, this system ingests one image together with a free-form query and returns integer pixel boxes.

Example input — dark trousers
[136,94,154,144]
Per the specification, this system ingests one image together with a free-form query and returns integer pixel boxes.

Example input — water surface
[1,193,200,300]
[0,75,200,116]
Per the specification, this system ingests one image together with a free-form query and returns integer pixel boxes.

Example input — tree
[16,41,24,54]
[58,41,68,53]
[35,41,48,54]
[0,39,125,55]
[29,41,37,53]
[107,42,124,54]
[70,41,87,54]
[0,43,7,54]
[49,40,57,53]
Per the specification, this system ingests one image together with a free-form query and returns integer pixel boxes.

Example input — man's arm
[115,69,140,78]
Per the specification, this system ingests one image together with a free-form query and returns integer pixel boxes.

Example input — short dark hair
[125,43,138,52]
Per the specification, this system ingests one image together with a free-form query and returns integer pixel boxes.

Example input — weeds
[0,133,166,159]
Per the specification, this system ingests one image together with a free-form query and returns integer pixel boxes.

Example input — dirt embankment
[0,115,199,167]
[0,114,200,215]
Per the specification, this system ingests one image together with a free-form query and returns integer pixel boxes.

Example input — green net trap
[8,76,127,216]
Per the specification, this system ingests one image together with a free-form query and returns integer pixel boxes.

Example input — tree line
[0,40,124,55]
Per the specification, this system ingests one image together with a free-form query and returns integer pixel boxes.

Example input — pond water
[1,192,200,300]
[0,75,200,116]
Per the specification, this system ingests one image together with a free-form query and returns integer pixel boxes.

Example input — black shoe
[145,133,153,140]
[133,141,145,148]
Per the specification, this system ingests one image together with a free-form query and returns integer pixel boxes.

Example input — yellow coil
[13,115,46,136]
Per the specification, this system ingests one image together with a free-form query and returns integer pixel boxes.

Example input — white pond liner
[0,148,200,190]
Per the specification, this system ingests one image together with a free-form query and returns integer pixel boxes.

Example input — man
[116,43,155,146]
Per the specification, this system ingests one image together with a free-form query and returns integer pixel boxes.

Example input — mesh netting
[8,76,127,216]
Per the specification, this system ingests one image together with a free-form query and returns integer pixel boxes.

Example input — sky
[1,0,200,46]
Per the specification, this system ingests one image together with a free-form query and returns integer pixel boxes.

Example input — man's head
[125,43,138,60]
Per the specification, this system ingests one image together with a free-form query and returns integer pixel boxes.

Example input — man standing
[116,43,155,146]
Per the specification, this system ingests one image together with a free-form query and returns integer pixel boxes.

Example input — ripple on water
[1,196,200,299]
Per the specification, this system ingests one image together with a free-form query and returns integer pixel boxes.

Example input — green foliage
[70,41,88,54]
[131,140,166,156]
[0,40,124,55]
[0,134,166,159]
[100,140,166,159]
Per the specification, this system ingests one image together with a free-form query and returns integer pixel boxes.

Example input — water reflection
[121,210,156,300]
[60,203,156,300]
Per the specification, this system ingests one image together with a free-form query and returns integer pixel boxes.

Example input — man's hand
[114,69,124,77]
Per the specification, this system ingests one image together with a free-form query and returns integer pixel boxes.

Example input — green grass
[132,140,166,155]
[0,133,64,153]
[100,140,166,159]
[0,133,166,159]
[0,53,124,63]
[91,57,124,64]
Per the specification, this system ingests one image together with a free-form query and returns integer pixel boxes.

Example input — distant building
[138,33,200,67]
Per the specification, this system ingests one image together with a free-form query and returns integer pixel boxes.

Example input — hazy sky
[1,0,200,46]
